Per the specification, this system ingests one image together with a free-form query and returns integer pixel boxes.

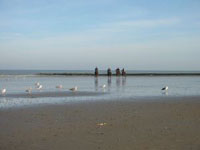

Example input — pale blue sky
[0,0,200,70]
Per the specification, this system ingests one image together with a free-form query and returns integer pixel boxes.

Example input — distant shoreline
[1,70,200,76]
[37,73,200,76]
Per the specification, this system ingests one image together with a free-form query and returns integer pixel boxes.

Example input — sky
[0,0,200,70]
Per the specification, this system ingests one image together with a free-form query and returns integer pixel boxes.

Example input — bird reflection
[162,91,168,96]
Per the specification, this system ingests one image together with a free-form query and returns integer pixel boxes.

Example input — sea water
[1,70,200,108]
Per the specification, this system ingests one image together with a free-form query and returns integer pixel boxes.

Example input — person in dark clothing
[107,68,112,76]
[94,67,99,76]
[116,68,121,76]
[122,68,126,76]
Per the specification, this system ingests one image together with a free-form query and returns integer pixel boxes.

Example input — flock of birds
[0,82,80,96]
[0,83,168,96]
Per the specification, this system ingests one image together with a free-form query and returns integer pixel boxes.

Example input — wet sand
[0,91,104,99]
[0,96,200,150]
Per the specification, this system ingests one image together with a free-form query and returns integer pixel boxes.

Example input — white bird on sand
[36,84,43,90]
[1,88,6,95]
[161,86,168,91]
[56,85,63,89]
[69,86,78,92]
[100,84,106,89]
[35,82,40,86]
[25,87,32,94]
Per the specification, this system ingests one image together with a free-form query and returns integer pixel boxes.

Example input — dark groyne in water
[37,73,200,76]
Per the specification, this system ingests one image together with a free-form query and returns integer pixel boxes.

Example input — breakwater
[37,73,200,76]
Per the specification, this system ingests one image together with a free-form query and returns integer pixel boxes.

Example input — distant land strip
[37,73,200,76]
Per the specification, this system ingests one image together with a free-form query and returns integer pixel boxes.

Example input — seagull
[161,86,168,91]
[56,85,63,89]
[35,82,40,86]
[1,88,6,96]
[69,86,78,92]
[100,84,106,89]
[25,87,32,94]
[36,84,43,90]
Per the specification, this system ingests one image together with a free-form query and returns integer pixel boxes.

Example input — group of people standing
[94,67,126,76]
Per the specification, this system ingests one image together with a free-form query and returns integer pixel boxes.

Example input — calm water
[1,70,200,109]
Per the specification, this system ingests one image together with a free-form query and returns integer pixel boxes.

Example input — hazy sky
[0,0,200,70]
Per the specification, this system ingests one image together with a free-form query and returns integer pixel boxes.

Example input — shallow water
[1,75,200,108]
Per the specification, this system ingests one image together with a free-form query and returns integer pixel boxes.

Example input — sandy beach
[0,96,200,150]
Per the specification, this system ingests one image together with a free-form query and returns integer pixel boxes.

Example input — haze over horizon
[0,0,200,70]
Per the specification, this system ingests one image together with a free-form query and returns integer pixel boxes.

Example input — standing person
[94,67,99,76]
[122,68,126,76]
[107,68,112,76]
[116,68,121,76]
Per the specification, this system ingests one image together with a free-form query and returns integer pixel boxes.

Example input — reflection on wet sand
[107,77,112,91]
[162,91,168,96]
[94,77,127,92]
[122,76,126,87]
[116,77,121,88]
[94,77,98,91]
[116,77,126,91]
